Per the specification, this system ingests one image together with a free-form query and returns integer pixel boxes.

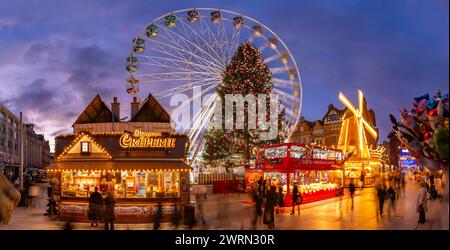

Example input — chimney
[131,96,140,119]
[111,97,120,120]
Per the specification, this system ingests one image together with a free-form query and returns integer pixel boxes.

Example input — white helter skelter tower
[125,9,303,179]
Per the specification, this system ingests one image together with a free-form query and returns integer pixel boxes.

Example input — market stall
[255,143,343,205]
[48,130,191,223]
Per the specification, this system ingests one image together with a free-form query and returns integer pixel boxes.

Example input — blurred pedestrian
[276,185,284,213]
[377,181,386,217]
[359,171,365,190]
[262,179,267,198]
[153,202,162,230]
[386,183,396,217]
[263,186,277,229]
[251,190,263,229]
[88,187,103,227]
[337,183,343,208]
[416,181,428,224]
[103,191,115,230]
[172,203,181,229]
[63,220,74,230]
[196,194,206,225]
[349,180,356,210]
[291,183,302,215]
[28,184,41,208]
[401,173,406,198]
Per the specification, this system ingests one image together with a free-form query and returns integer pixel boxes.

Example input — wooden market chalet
[48,94,191,223]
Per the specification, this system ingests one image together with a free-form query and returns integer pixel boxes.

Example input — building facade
[291,104,346,147]
[0,104,50,182]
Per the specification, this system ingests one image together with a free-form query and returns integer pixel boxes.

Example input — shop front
[254,143,343,205]
[49,130,191,223]
[343,161,380,187]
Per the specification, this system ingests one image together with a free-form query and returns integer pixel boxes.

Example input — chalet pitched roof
[73,95,120,125]
[130,93,171,122]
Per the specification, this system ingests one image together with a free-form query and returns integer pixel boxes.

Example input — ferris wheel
[126,8,302,164]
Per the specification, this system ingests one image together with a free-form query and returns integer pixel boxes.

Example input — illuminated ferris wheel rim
[126,8,303,162]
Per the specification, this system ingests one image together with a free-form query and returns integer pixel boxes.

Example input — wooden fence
[197,173,244,185]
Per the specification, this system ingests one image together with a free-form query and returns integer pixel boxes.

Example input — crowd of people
[250,177,303,229]
[372,169,447,225]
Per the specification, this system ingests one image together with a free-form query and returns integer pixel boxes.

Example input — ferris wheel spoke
[137,78,218,86]
[135,71,219,81]
[216,20,230,66]
[219,20,231,64]
[229,26,242,60]
[138,61,219,77]
[180,18,226,68]
[150,33,220,72]
[142,52,221,73]
[189,94,217,136]
[272,77,295,86]
[272,87,301,104]
[177,18,223,67]
[269,67,293,74]
[147,36,223,73]
[156,82,216,99]
[189,101,216,151]
[170,83,218,115]
[144,41,214,73]
[137,71,216,78]
[158,23,225,69]
[137,77,216,95]
[201,19,228,67]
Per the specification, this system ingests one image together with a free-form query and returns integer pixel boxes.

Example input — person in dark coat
[376,181,387,218]
[172,203,181,229]
[291,183,301,215]
[276,185,284,213]
[88,187,103,226]
[349,181,356,209]
[153,202,162,230]
[386,184,396,218]
[103,191,115,230]
[263,186,278,229]
[251,190,263,229]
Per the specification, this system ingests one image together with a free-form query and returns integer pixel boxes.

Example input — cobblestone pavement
[1,180,448,230]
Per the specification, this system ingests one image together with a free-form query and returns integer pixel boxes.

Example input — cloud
[0,18,18,31]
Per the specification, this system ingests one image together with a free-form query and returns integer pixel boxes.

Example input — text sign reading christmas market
[119,129,176,149]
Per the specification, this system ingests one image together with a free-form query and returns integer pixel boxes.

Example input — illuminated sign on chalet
[119,129,176,149]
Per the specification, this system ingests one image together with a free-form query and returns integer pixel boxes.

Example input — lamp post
[19,112,24,191]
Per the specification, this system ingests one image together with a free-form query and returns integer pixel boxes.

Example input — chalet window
[300,127,304,132]
[81,141,90,153]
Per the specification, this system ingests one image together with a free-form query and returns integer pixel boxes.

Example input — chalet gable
[57,132,112,162]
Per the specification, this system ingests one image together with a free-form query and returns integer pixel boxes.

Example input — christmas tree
[202,41,286,168]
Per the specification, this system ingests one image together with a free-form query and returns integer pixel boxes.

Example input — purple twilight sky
[0,0,448,152]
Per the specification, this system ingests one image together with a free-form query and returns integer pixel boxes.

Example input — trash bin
[183,204,195,227]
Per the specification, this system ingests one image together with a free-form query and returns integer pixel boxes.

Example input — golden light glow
[339,90,378,139]
[338,89,379,160]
